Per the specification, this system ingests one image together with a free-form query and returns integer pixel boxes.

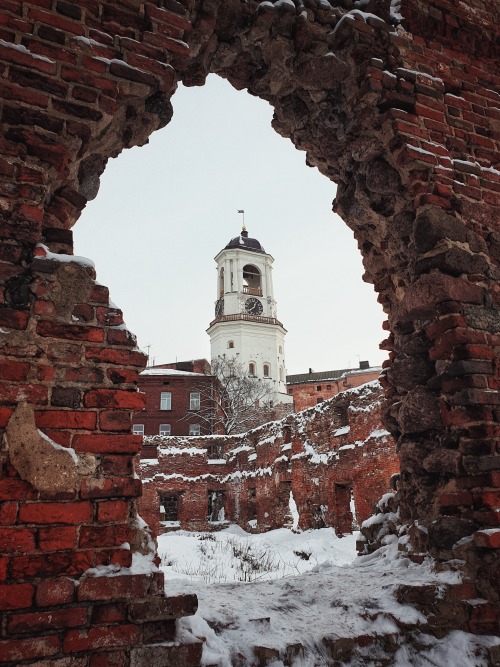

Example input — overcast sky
[74,75,387,375]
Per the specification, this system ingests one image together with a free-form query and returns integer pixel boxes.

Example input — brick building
[138,381,398,537]
[136,360,214,449]
[286,361,381,412]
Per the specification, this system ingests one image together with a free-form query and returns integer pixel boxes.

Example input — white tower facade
[207,228,292,404]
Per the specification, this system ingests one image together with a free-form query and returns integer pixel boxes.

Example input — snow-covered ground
[158,527,500,666]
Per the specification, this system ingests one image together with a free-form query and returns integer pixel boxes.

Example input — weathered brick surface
[139,382,398,536]
[0,0,498,661]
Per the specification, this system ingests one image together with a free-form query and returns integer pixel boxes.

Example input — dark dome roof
[224,229,265,254]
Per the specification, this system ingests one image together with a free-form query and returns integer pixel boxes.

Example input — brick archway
[0,1,498,663]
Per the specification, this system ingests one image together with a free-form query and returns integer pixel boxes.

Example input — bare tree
[184,356,281,435]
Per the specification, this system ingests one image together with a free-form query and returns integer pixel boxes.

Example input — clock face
[245,297,263,316]
[215,298,224,317]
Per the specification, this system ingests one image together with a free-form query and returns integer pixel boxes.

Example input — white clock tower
[207,227,292,404]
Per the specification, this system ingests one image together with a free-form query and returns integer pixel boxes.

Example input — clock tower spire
[207,227,291,403]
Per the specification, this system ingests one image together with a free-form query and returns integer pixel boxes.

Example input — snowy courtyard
[157,526,500,666]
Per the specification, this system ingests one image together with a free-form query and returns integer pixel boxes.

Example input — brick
[39,525,78,550]
[72,434,142,454]
[64,625,141,653]
[84,389,146,410]
[35,410,97,430]
[0,527,36,552]
[0,635,60,661]
[89,650,127,667]
[0,584,34,611]
[90,602,127,624]
[0,478,36,501]
[7,606,88,634]
[0,307,29,330]
[79,523,130,548]
[85,347,147,367]
[97,500,129,522]
[0,39,57,74]
[36,577,75,607]
[0,407,14,427]
[99,410,134,432]
[0,501,18,524]
[473,530,500,549]
[80,477,142,499]
[11,551,94,579]
[18,501,93,524]
[37,320,104,342]
[0,382,48,405]
[77,574,151,602]
[128,594,198,622]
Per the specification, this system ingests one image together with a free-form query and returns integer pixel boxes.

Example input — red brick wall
[288,369,381,412]
[137,371,215,438]
[138,382,399,537]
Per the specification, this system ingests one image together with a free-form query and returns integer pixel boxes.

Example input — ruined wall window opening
[190,392,201,410]
[132,424,144,435]
[160,392,171,410]
[189,423,201,436]
[242,264,262,295]
[207,490,225,522]
[159,494,179,522]
[159,424,171,436]
[334,483,355,536]
[207,442,224,459]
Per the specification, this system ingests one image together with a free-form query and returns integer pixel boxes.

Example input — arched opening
[4,3,498,663]
[263,363,270,377]
[242,264,262,296]
[248,362,256,377]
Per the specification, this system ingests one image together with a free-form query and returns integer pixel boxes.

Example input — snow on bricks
[0,0,499,662]
[138,382,399,537]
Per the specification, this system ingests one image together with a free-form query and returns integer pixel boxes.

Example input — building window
[263,364,270,377]
[160,392,171,410]
[207,490,225,522]
[159,424,171,436]
[159,494,178,522]
[189,424,201,436]
[190,392,201,410]
[279,346,282,354]
[280,367,284,382]
[327,384,332,390]
[288,388,293,394]
[228,340,234,349]
[317,398,324,404]
[249,362,256,376]
[207,442,224,460]
[316,385,322,391]
[132,424,144,435]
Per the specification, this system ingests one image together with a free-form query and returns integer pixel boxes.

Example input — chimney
[359,360,369,370]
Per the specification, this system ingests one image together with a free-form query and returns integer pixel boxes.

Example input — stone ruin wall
[0,0,499,664]
[138,381,398,537]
